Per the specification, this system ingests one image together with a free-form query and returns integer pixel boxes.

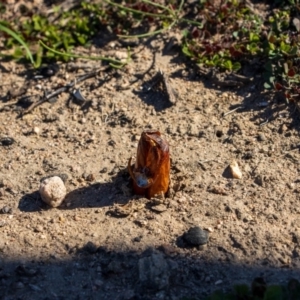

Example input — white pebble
[229,160,242,179]
[39,176,66,207]
[33,127,40,135]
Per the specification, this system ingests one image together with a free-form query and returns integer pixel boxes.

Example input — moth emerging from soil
[128,130,170,199]
[147,70,176,104]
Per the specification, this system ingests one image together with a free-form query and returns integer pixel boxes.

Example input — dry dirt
[1,27,300,300]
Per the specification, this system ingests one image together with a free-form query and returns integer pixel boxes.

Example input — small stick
[222,105,243,117]
[259,119,269,127]
[0,100,19,110]
[22,69,103,115]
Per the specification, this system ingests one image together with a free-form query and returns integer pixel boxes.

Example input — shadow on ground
[1,243,300,300]
[18,167,133,213]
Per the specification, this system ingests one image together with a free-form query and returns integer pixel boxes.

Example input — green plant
[0,22,36,66]
[0,0,300,103]
[0,1,130,67]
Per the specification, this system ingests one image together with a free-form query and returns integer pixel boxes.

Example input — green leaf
[249,32,260,42]
[269,43,275,51]
[232,31,239,39]
[0,22,36,67]
[33,15,42,31]
[182,29,189,38]
[12,46,24,59]
[77,35,86,45]
[232,62,241,71]
[182,44,192,57]
[264,82,272,89]
[35,44,43,68]
[222,59,232,71]
[280,41,290,54]
[289,46,298,56]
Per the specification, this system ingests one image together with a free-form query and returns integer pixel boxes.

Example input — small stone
[100,167,108,173]
[209,185,228,195]
[215,280,223,285]
[40,64,59,77]
[106,261,123,274]
[150,204,167,213]
[183,226,209,246]
[0,221,7,227]
[0,137,15,146]
[70,165,81,173]
[138,252,170,290]
[74,215,80,221]
[280,124,288,133]
[206,227,214,233]
[115,51,128,60]
[254,175,264,187]
[133,236,142,242]
[257,133,266,141]
[0,206,12,214]
[34,225,43,233]
[39,176,66,207]
[43,113,59,123]
[229,160,242,179]
[59,215,65,222]
[86,173,95,182]
[33,127,40,135]
[177,196,187,203]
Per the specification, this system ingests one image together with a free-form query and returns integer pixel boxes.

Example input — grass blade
[0,22,36,67]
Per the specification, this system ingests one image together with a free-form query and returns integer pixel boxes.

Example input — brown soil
[1,3,300,300]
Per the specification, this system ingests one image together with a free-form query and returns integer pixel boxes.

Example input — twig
[22,69,105,115]
[222,105,243,117]
[0,100,19,110]
[259,119,269,127]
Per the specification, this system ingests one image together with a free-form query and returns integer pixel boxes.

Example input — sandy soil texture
[1,5,300,300]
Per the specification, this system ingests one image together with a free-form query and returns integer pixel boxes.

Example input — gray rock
[183,226,209,246]
[138,252,170,291]
[0,206,12,214]
[107,260,123,274]
[257,133,266,141]
[0,137,15,146]
[150,204,167,213]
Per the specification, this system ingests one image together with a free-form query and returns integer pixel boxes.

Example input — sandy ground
[1,17,300,300]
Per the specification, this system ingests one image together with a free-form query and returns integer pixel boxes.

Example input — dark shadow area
[167,50,300,134]
[18,191,49,213]
[1,243,300,300]
[133,88,173,112]
[222,166,233,179]
[18,167,133,213]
